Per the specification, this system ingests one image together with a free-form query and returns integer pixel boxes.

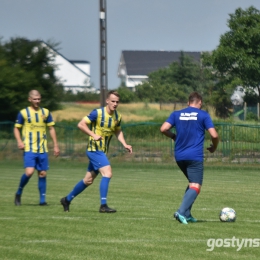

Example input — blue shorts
[176,160,203,185]
[86,151,110,174]
[23,152,49,171]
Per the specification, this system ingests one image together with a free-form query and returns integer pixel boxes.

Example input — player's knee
[105,173,112,178]
[38,171,47,177]
[99,165,112,178]
[83,177,94,186]
[25,170,34,177]
[190,185,201,194]
[101,171,112,178]
[86,179,94,185]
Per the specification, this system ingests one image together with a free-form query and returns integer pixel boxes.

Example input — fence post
[257,103,259,120]
[244,102,247,121]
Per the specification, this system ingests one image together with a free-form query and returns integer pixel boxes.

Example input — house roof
[121,50,201,76]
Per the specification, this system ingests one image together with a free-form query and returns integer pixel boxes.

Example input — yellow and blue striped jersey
[83,107,122,154]
[14,107,55,153]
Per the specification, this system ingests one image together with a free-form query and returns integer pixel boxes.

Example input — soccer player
[14,90,60,206]
[60,90,132,213]
[160,92,219,224]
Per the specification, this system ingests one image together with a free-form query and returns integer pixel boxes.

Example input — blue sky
[1,0,260,90]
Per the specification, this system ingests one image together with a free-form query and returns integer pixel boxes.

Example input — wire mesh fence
[233,104,259,121]
[1,121,260,164]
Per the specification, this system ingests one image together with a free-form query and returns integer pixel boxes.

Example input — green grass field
[0,161,259,260]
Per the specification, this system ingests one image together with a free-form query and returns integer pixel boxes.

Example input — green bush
[246,111,258,121]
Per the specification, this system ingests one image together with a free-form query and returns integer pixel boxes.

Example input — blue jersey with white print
[166,106,214,161]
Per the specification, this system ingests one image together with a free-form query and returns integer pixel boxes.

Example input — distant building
[41,42,98,94]
[118,50,201,91]
[231,86,245,106]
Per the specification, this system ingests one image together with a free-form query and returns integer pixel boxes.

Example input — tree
[135,81,156,102]
[208,6,260,104]
[135,52,212,104]
[116,84,138,103]
[168,52,206,94]
[0,37,63,121]
[209,78,235,118]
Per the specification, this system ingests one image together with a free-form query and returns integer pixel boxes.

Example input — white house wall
[126,76,148,88]
[118,54,148,89]
[73,62,90,76]
[54,55,90,87]
[40,42,91,93]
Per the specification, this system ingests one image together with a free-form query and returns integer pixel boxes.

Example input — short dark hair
[188,92,202,104]
[107,90,120,99]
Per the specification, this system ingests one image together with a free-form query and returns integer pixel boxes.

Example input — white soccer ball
[219,207,236,222]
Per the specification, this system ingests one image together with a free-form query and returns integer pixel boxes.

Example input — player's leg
[86,151,116,213]
[60,162,98,212]
[98,165,116,212]
[37,153,49,205]
[174,161,189,223]
[176,185,197,222]
[67,170,97,201]
[15,152,36,206]
[180,185,196,222]
[38,170,47,205]
[178,183,200,222]
[185,161,203,222]
[175,161,203,223]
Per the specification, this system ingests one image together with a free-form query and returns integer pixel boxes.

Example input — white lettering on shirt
[179,112,198,120]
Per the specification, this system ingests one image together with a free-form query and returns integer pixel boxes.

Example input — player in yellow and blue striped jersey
[60,90,132,213]
[14,90,60,206]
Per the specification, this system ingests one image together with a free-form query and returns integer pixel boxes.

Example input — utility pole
[100,0,108,106]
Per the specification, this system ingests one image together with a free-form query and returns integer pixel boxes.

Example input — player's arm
[13,127,24,150]
[115,129,132,154]
[49,126,60,157]
[14,111,25,150]
[77,118,102,141]
[160,122,176,141]
[207,127,219,153]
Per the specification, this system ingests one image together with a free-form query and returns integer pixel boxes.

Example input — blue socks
[66,180,87,202]
[66,177,111,205]
[38,177,46,204]
[16,174,47,204]
[184,185,193,217]
[100,177,111,205]
[16,173,31,195]
[178,188,198,216]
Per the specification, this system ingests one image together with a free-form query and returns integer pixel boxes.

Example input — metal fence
[233,104,260,121]
[1,121,260,164]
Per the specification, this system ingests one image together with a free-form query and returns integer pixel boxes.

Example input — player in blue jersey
[14,90,60,206]
[160,92,219,224]
[60,90,132,213]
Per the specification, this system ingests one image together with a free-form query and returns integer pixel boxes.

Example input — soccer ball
[219,207,236,222]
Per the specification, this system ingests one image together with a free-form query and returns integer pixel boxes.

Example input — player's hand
[125,144,132,154]
[17,141,25,150]
[207,144,215,153]
[93,134,103,141]
[54,146,60,157]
